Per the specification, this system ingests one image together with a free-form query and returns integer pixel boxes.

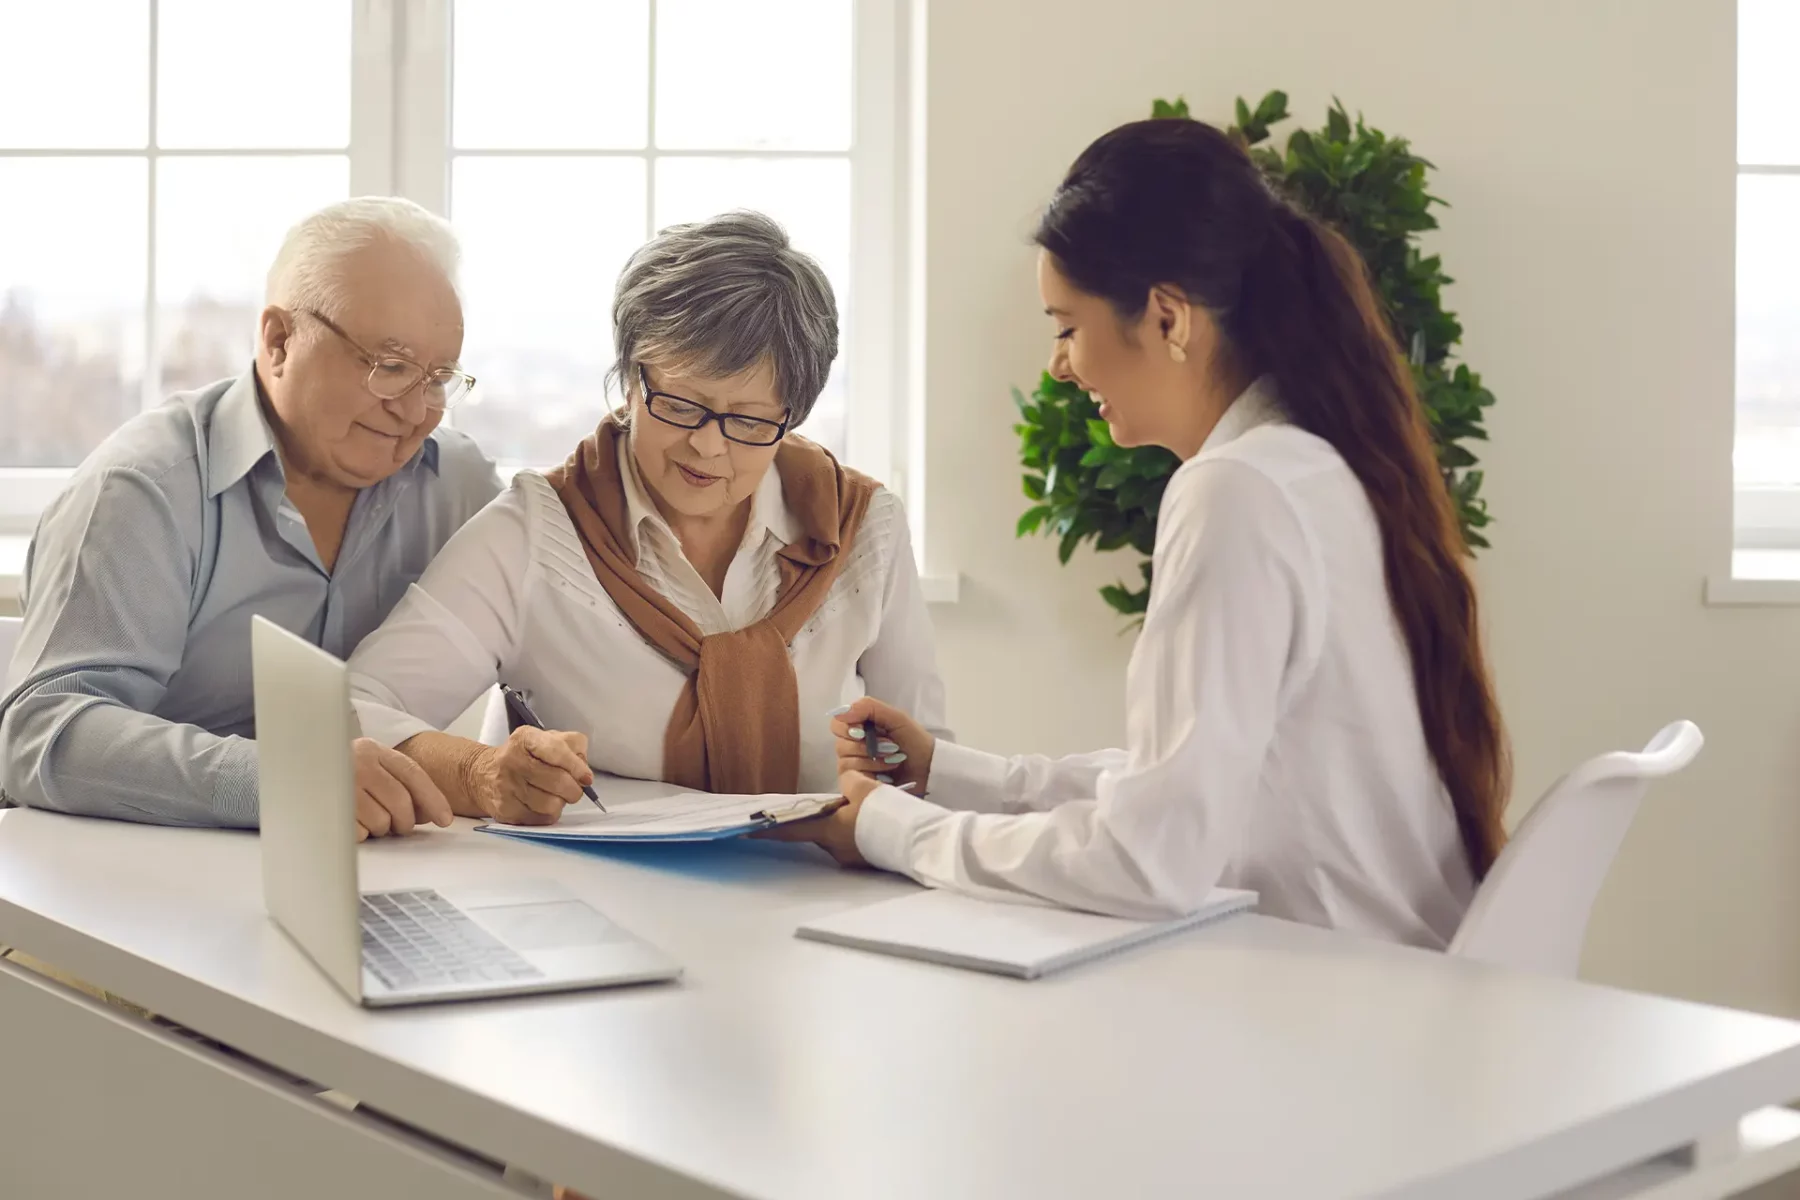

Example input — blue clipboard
[474,795,843,847]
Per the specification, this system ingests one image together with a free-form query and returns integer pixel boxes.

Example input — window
[0,0,356,522]
[443,0,864,467]
[0,0,904,529]
[1733,0,1800,565]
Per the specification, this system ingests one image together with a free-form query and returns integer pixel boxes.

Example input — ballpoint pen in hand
[831,705,910,786]
[500,686,605,812]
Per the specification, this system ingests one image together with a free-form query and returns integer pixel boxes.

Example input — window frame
[1733,161,1800,552]
[0,0,398,533]
[0,0,913,530]
[1732,2,1800,556]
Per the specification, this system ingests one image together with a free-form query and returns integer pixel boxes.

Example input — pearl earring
[1168,341,1187,364]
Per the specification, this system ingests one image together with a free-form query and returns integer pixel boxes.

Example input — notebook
[795,887,1258,979]
[479,790,843,845]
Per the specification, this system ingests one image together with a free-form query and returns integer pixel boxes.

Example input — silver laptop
[250,616,681,1007]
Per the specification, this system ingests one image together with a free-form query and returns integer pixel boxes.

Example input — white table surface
[1,793,1798,1200]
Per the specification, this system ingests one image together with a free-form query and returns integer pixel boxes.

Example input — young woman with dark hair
[771,117,1509,948]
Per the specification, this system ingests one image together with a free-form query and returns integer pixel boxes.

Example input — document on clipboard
[477,790,845,845]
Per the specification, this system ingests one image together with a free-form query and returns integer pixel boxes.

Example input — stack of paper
[479,790,842,845]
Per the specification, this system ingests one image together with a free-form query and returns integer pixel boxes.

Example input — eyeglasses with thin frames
[636,365,789,447]
[301,309,476,411]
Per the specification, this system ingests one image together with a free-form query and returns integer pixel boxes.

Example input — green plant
[1015,91,1495,618]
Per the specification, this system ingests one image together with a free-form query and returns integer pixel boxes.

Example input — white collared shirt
[855,381,1477,949]
[348,440,950,793]
[616,433,796,636]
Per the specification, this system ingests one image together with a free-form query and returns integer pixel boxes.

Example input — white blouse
[348,442,951,794]
[854,381,1478,949]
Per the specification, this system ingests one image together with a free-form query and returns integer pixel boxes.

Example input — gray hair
[608,210,838,426]
[265,196,460,313]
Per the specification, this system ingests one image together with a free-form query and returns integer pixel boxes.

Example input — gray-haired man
[0,196,499,837]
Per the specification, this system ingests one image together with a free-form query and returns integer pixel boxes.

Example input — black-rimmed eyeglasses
[302,308,476,411]
[637,366,790,447]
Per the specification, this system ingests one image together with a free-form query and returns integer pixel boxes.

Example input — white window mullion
[142,0,161,411]
[394,0,452,215]
[900,0,928,554]
[644,0,659,245]
[846,0,902,493]
[349,0,399,196]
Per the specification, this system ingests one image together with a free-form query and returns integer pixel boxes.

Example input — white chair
[1448,720,1704,978]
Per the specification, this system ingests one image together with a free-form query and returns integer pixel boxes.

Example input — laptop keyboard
[359,889,543,992]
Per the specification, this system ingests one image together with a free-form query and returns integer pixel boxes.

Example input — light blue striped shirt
[0,369,501,827]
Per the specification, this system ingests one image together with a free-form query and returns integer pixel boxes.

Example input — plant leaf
[1016,505,1051,537]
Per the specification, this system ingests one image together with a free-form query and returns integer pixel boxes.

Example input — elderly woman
[346,211,947,825]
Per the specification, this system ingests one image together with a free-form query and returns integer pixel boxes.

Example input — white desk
[2,799,1800,1200]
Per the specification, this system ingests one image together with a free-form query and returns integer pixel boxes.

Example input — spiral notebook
[796,887,1258,979]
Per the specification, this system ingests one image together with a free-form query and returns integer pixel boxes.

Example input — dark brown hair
[1036,118,1509,877]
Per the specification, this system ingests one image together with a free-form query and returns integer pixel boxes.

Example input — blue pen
[500,686,605,812]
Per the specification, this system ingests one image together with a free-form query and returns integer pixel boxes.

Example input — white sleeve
[854,491,955,744]
[347,482,537,747]
[925,740,1130,816]
[853,459,1312,919]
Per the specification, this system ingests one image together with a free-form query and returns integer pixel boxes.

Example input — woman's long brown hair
[1036,118,1509,877]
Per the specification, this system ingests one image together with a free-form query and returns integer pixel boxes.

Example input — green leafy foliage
[1015,90,1495,618]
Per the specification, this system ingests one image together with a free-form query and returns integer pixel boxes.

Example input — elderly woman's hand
[830,697,935,795]
[464,727,592,825]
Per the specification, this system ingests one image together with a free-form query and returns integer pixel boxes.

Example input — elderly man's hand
[351,737,455,840]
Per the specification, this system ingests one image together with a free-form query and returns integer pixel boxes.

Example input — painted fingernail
[828,705,851,717]
[848,726,865,740]
[883,753,907,765]
[876,740,900,754]
[875,774,895,784]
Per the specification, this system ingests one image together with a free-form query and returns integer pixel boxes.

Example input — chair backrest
[1448,720,1704,977]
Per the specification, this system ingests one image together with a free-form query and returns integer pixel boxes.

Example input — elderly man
[0,196,498,838]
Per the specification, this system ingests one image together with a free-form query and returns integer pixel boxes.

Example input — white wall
[917,0,1800,1015]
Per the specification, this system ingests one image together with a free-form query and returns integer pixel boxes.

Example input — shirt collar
[1199,374,1285,455]
[616,437,799,563]
[204,365,442,499]
[204,368,279,498]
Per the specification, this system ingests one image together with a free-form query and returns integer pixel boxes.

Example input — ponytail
[1245,208,1509,877]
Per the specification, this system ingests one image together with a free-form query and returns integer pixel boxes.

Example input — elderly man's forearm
[0,698,260,827]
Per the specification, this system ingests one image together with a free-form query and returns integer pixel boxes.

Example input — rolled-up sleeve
[0,465,259,826]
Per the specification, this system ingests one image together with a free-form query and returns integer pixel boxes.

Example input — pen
[500,686,605,812]
[831,705,911,786]
[866,719,909,785]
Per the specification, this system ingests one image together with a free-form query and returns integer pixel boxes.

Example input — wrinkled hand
[755,771,877,867]
[466,727,592,825]
[351,737,454,841]
[830,697,935,794]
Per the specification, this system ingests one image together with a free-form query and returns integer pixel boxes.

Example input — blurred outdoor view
[0,0,851,475]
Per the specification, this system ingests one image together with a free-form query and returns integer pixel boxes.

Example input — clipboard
[477,791,845,846]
